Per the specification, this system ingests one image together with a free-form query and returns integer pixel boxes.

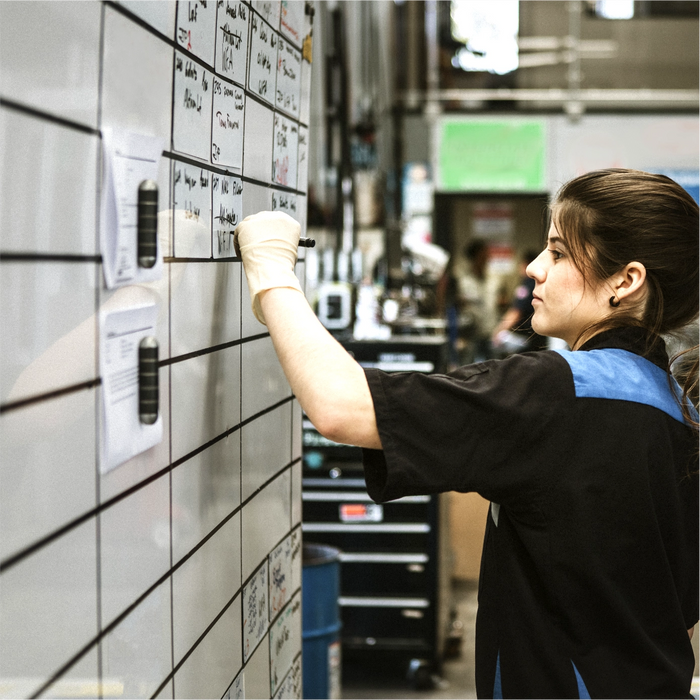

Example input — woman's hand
[234,211,303,324]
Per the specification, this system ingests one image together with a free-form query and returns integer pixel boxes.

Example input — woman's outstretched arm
[260,287,381,449]
[235,211,381,449]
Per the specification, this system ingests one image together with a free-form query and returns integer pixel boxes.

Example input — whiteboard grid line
[0,97,100,136]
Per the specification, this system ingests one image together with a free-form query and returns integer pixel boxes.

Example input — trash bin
[302,543,342,699]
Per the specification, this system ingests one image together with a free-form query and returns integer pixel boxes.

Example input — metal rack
[301,336,452,687]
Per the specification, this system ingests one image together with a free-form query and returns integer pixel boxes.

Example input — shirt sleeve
[362,350,572,504]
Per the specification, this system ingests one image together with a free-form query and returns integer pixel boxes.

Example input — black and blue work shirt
[362,327,698,699]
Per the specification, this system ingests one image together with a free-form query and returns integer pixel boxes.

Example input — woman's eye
[548,249,564,261]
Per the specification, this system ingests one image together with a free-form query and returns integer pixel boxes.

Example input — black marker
[234,236,315,257]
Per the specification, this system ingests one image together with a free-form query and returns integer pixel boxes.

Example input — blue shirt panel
[554,347,697,425]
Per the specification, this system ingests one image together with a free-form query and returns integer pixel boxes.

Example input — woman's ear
[614,261,647,302]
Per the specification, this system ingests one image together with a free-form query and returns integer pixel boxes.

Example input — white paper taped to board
[225,672,245,700]
[176,0,217,65]
[212,77,245,169]
[243,563,269,661]
[99,302,162,473]
[269,534,293,619]
[297,125,308,193]
[271,189,298,220]
[252,0,281,29]
[276,35,301,119]
[249,11,278,104]
[172,160,213,258]
[290,528,302,592]
[213,174,243,258]
[280,0,304,46]
[273,655,301,700]
[269,593,301,696]
[216,0,250,85]
[100,128,165,289]
[300,9,313,125]
[173,51,213,160]
[273,113,298,189]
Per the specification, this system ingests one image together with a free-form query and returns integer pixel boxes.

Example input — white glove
[234,211,302,324]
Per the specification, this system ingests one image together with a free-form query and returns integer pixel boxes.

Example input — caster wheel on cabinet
[407,658,434,690]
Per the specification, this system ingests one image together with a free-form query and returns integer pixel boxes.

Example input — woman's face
[526,223,612,348]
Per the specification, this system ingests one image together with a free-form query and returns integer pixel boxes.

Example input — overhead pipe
[405,87,699,107]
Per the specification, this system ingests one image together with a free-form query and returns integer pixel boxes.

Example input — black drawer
[341,558,429,596]
[340,602,433,647]
[301,527,429,554]
[302,497,430,525]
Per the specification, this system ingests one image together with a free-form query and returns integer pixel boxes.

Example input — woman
[235,169,698,698]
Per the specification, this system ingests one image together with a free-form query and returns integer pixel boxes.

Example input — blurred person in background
[438,238,495,368]
[492,249,548,355]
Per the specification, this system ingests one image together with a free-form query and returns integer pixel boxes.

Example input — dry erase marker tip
[299,238,316,248]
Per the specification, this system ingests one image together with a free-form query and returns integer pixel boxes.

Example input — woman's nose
[526,256,544,282]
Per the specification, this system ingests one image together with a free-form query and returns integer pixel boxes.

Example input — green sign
[438,120,546,192]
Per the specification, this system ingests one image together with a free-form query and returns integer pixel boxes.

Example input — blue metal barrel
[302,543,342,699]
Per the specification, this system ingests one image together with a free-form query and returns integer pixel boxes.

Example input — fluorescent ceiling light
[451,0,519,75]
[595,0,634,19]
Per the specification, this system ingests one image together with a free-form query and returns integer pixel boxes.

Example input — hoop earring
[609,296,621,308]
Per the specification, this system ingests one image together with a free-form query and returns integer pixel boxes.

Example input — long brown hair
[551,168,699,427]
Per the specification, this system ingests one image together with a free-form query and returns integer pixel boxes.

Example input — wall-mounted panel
[215,1,250,86]
[171,161,214,258]
[170,345,241,462]
[0,1,101,128]
[241,471,292,581]
[0,111,99,255]
[241,402,293,500]
[102,6,174,141]
[548,114,700,191]
[212,81,246,170]
[171,434,242,564]
[0,261,97,404]
[100,473,171,626]
[170,261,241,356]
[243,98,275,182]
[101,581,173,699]
[116,0,176,37]
[173,595,243,699]
[434,117,548,193]
[176,0,217,65]
[172,515,242,664]
[269,594,302,696]
[241,337,290,419]
[243,631,272,699]
[0,389,97,560]
[0,522,98,697]
[1,1,312,696]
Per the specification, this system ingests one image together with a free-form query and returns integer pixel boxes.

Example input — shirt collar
[578,327,669,370]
